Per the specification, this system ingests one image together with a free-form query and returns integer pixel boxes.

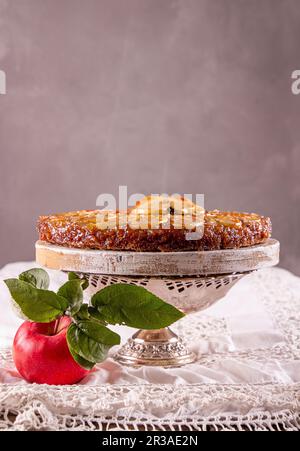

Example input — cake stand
[35,239,279,367]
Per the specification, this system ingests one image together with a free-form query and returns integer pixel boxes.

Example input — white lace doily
[0,264,300,431]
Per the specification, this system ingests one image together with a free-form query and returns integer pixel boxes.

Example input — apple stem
[53,318,61,335]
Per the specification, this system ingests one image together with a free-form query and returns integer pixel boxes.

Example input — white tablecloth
[0,262,299,430]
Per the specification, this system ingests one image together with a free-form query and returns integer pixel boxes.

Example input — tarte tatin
[37,196,271,252]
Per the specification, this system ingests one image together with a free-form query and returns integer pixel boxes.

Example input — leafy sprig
[4,268,184,370]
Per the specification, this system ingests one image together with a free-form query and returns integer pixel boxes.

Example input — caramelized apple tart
[37,196,271,252]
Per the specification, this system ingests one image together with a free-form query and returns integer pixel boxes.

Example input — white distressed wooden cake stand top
[35,239,279,367]
[35,239,279,276]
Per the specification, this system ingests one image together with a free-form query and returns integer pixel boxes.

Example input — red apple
[13,316,90,385]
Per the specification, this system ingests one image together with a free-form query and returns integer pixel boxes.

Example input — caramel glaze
[37,210,272,252]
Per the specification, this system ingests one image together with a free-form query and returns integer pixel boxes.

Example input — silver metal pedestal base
[114,327,196,367]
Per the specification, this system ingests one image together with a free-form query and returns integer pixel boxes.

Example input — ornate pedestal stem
[114,327,196,367]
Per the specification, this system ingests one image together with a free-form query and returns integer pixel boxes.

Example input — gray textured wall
[0,0,299,273]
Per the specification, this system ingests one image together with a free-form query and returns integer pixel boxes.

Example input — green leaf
[91,284,185,329]
[78,320,120,346]
[66,321,120,365]
[4,279,68,322]
[75,304,90,320]
[68,272,89,290]
[72,305,108,324]
[88,306,107,324]
[68,342,95,370]
[57,280,84,315]
[19,268,50,290]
